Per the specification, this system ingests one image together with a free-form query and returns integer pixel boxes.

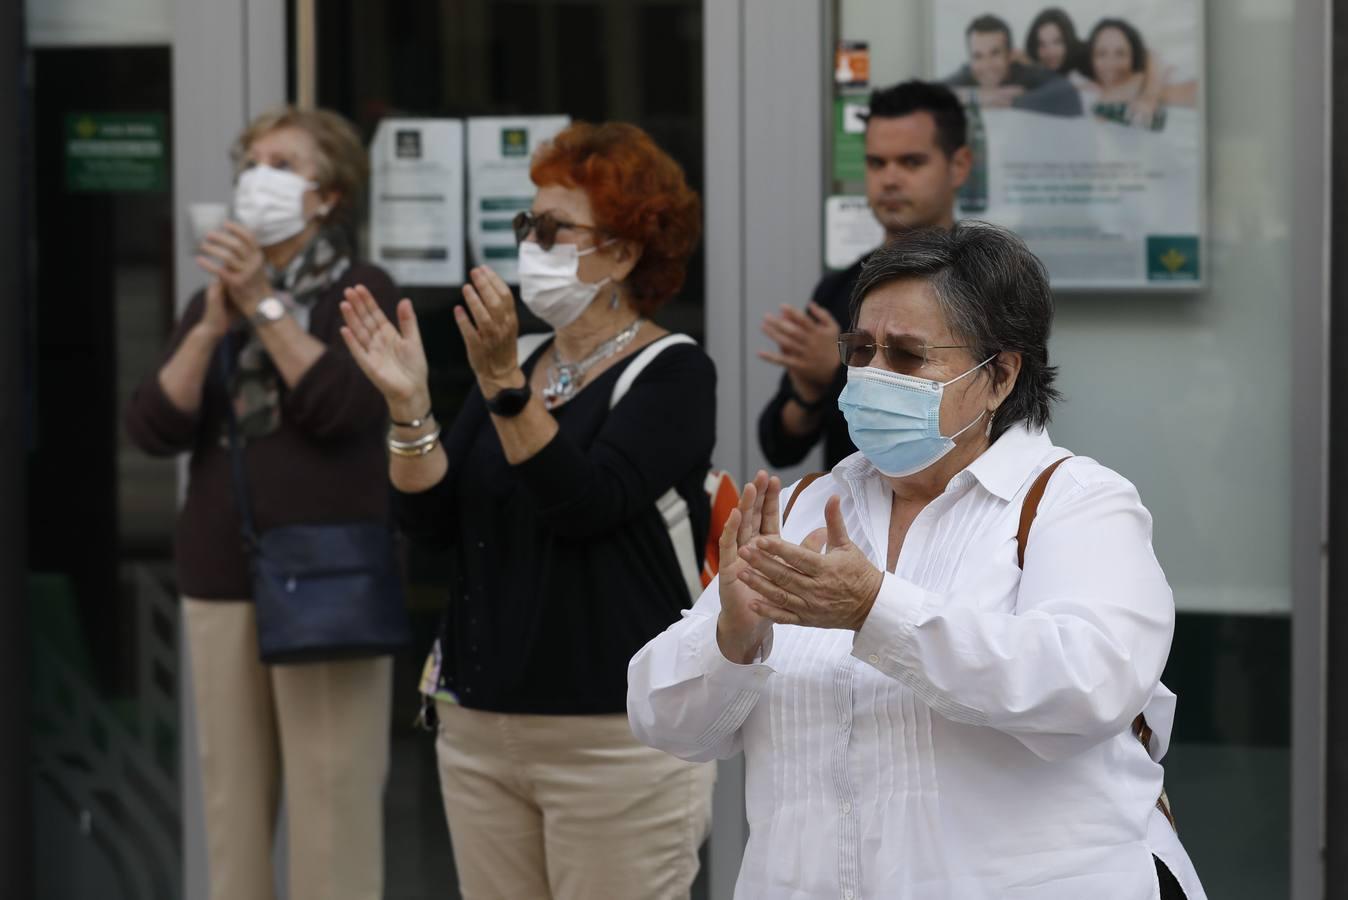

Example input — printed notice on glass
[467,116,570,284]
[369,119,465,286]
[933,0,1204,289]
[825,196,884,271]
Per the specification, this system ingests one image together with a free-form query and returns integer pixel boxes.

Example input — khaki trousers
[435,700,714,900]
[183,598,393,900]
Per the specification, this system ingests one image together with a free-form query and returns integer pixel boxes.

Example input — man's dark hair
[965,14,1013,52]
[1085,18,1149,78]
[862,80,968,158]
[848,223,1061,441]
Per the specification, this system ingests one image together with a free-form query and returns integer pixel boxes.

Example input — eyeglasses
[837,331,969,374]
[511,210,604,251]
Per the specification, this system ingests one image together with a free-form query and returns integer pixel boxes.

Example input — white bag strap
[607,333,701,600]
[659,487,703,602]
[609,333,697,409]
[516,331,552,365]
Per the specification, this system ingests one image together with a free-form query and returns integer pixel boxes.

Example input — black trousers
[1155,855,1186,900]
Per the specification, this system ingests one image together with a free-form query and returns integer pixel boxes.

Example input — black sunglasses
[511,210,604,251]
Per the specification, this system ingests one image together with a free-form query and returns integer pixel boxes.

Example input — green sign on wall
[832,95,868,185]
[65,112,167,193]
[1146,235,1201,282]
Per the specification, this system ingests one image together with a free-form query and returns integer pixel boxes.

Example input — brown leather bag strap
[782,472,827,525]
[1015,457,1072,569]
[1015,455,1177,832]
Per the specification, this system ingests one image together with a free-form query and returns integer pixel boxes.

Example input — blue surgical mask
[838,357,995,477]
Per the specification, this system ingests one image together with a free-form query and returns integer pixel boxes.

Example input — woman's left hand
[196,222,272,316]
[456,265,523,393]
[736,494,884,631]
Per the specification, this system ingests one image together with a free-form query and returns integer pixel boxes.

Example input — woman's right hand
[339,284,431,421]
[193,280,236,342]
[716,470,780,664]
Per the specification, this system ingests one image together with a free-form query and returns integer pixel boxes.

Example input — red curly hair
[530,122,701,314]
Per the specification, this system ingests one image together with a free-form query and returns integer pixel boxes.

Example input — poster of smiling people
[935,1,1203,289]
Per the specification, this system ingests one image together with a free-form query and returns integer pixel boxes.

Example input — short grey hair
[848,222,1061,440]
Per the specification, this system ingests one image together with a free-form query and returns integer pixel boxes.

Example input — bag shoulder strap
[1015,457,1071,569]
[610,333,697,409]
[1014,454,1176,831]
[516,331,552,366]
[782,472,828,524]
[216,338,259,548]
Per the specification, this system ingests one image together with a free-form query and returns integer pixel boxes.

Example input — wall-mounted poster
[467,116,570,284]
[369,119,465,287]
[932,1,1204,289]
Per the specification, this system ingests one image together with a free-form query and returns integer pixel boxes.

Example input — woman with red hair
[341,122,715,898]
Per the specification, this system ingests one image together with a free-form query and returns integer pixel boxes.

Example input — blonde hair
[230,106,368,226]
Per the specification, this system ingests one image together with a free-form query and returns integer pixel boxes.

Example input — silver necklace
[543,318,645,408]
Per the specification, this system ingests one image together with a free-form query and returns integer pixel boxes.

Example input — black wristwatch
[785,380,830,413]
[485,383,532,417]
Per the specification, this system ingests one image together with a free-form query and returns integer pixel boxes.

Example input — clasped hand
[195,222,272,316]
[720,471,884,651]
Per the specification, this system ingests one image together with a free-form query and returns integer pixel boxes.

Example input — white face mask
[232,165,324,247]
[517,239,613,330]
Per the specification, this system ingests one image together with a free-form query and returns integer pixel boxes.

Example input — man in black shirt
[757,81,972,469]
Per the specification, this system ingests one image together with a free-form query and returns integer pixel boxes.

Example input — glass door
[27,44,181,900]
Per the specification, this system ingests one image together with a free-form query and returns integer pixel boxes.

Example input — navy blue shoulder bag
[218,338,411,664]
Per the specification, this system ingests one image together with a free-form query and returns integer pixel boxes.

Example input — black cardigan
[398,337,717,715]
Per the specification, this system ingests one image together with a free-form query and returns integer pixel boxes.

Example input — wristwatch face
[256,296,286,323]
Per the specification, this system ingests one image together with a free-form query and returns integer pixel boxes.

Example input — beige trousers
[183,598,393,900]
[435,700,714,900]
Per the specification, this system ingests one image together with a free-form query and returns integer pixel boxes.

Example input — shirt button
[477,541,485,549]
[844,891,855,900]
[841,801,852,814]
[868,654,880,664]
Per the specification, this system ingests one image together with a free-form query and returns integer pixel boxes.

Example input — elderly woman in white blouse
[628,224,1206,900]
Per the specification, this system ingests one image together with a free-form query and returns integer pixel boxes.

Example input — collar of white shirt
[830,423,1059,503]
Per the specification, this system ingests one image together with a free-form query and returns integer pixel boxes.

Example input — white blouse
[628,426,1206,900]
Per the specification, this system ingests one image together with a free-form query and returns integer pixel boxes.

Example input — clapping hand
[758,302,841,405]
[339,285,431,423]
[716,471,781,664]
[736,494,884,632]
[455,266,524,395]
[195,222,272,316]
[195,280,239,342]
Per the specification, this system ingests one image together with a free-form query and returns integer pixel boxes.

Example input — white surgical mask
[517,239,613,330]
[232,165,324,247]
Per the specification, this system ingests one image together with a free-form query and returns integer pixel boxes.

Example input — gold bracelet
[388,438,439,458]
[388,428,441,456]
